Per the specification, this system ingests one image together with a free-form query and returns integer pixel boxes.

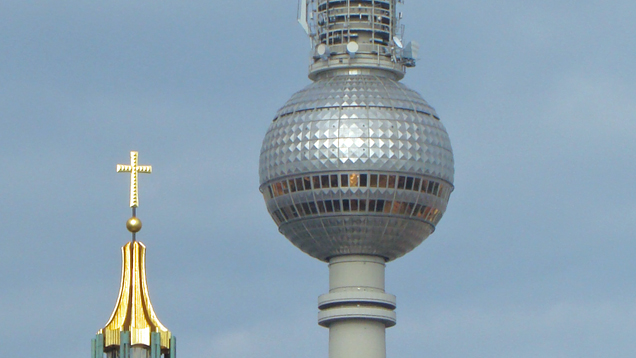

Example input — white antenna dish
[347,41,359,58]
[316,43,331,60]
[317,44,327,56]
[393,36,404,49]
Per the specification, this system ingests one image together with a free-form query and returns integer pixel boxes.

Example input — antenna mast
[297,0,419,80]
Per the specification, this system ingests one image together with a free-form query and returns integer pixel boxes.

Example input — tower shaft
[318,256,396,358]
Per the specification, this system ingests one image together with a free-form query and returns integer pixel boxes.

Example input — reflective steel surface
[259,72,454,261]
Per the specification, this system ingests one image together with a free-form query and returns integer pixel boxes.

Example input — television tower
[259,1,454,358]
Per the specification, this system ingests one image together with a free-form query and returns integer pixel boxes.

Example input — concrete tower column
[318,255,396,358]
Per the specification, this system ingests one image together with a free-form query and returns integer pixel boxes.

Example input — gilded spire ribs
[99,241,171,350]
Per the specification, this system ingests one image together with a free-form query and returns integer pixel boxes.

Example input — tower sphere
[259,69,454,262]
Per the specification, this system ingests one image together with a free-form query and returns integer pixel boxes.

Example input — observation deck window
[427,181,435,194]
[360,174,368,187]
[387,175,396,189]
[290,205,300,218]
[333,200,341,212]
[413,178,421,192]
[405,177,414,190]
[303,203,313,215]
[295,204,306,217]
[264,172,452,204]
[383,200,393,213]
[331,174,339,188]
[349,173,360,187]
[378,174,387,188]
[368,199,376,211]
[369,174,378,188]
[318,201,327,213]
[397,176,406,189]
[325,200,334,213]
[321,175,330,188]
[274,182,284,196]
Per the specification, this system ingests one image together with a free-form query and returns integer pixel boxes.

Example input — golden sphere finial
[126,217,142,233]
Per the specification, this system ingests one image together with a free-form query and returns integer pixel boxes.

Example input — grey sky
[0,1,634,357]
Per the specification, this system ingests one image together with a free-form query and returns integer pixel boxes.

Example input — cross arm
[117,165,133,173]
[137,166,152,174]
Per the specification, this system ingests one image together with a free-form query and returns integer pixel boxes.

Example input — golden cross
[117,151,152,208]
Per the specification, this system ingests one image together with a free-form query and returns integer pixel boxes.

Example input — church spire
[92,151,176,358]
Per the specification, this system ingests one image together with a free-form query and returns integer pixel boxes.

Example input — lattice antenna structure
[298,0,419,80]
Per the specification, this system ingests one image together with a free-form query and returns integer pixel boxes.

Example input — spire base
[98,242,172,351]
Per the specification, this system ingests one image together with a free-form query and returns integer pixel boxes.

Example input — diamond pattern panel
[260,75,454,184]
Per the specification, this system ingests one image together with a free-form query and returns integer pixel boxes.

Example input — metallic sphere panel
[260,75,453,184]
[281,216,434,262]
[259,74,454,261]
